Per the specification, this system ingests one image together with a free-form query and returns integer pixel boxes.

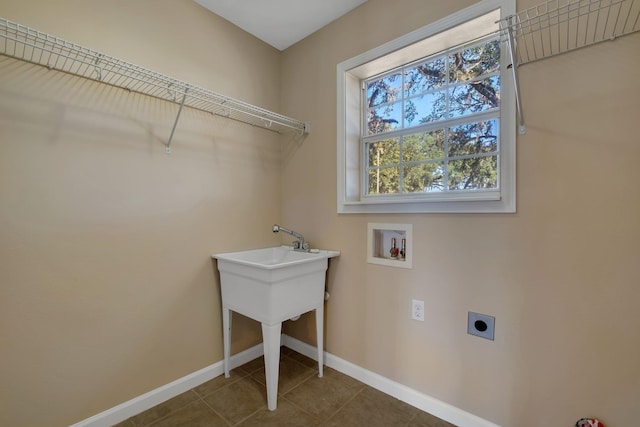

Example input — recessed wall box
[367,223,412,269]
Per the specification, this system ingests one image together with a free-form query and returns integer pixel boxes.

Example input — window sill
[338,197,514,214]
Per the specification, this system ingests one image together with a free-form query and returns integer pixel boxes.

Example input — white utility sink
[213,246,339,411]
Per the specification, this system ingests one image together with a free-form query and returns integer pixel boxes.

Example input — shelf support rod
[505,15,526,135]
[166,86,189,154]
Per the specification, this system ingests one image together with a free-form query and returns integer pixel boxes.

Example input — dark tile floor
[114,347,456,427]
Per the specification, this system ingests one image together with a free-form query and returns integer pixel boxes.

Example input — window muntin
[364,37,501,197]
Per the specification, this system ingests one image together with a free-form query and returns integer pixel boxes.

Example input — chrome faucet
[272,224,310,252]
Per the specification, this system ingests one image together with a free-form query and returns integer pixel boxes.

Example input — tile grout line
[277,360,339,425]
[198,372,267,427]
[236,354,320,424]
[223,353,333,426]
[316,386,367,426]
[140,390,200,427]
[196,392,236,427]
[192,355,311,427]
[279,395,324,425]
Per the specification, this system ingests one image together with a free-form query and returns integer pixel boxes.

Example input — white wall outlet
[411,299,424,321]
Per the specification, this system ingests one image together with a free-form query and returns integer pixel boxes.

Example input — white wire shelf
[0,17,309,152]
[499,0,640,65]
[497,0,639,133]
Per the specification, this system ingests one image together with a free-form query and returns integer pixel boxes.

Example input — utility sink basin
[213,246,339,411]
[215,246,339,324]
[216,245,339,268]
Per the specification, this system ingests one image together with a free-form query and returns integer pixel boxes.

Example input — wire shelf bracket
[0,17,311,153]
[498,0,640,134]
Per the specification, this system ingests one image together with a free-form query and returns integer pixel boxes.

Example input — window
[337,0,516,213]
[365,38,500,195]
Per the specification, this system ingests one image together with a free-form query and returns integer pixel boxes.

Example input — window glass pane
[448,76,500,118]
[365,37,501,136]
[448,155,498,190]
[364,37,500,138]
[403,163,445,193]
[404,58,446,96]
[368,167,400,194]
[367,138,400,167]
[359,31,507,203]
[402,130,445,162]
[448,40,500,83]
[367,73,402,107]
[448,120,498,157]
[404,91,446,126]
[367,101,402,135]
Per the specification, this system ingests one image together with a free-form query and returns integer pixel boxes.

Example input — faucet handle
[291,240,310,251]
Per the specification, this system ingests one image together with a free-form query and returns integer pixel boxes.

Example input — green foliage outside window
[364,38,500,196]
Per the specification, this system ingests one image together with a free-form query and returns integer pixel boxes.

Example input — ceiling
[193,0,368,51]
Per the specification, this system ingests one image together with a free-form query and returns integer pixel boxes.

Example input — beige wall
[2,0,639,426]
[0,1,282,425]
[280,0,640,426]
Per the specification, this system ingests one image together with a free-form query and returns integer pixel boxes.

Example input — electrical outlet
[411,299,424,321]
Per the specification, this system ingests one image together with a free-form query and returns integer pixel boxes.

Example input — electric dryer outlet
[467,312,495,340]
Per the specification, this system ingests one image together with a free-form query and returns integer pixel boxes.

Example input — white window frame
[337,0,516,214]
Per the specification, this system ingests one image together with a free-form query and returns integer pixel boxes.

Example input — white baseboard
[69,343,264,427]
[71,335,500,427]
[281,335,501,427]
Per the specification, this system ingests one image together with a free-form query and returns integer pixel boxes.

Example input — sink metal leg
[315,304,324,378]
[222,306,231,378]
[261,322,282,411]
